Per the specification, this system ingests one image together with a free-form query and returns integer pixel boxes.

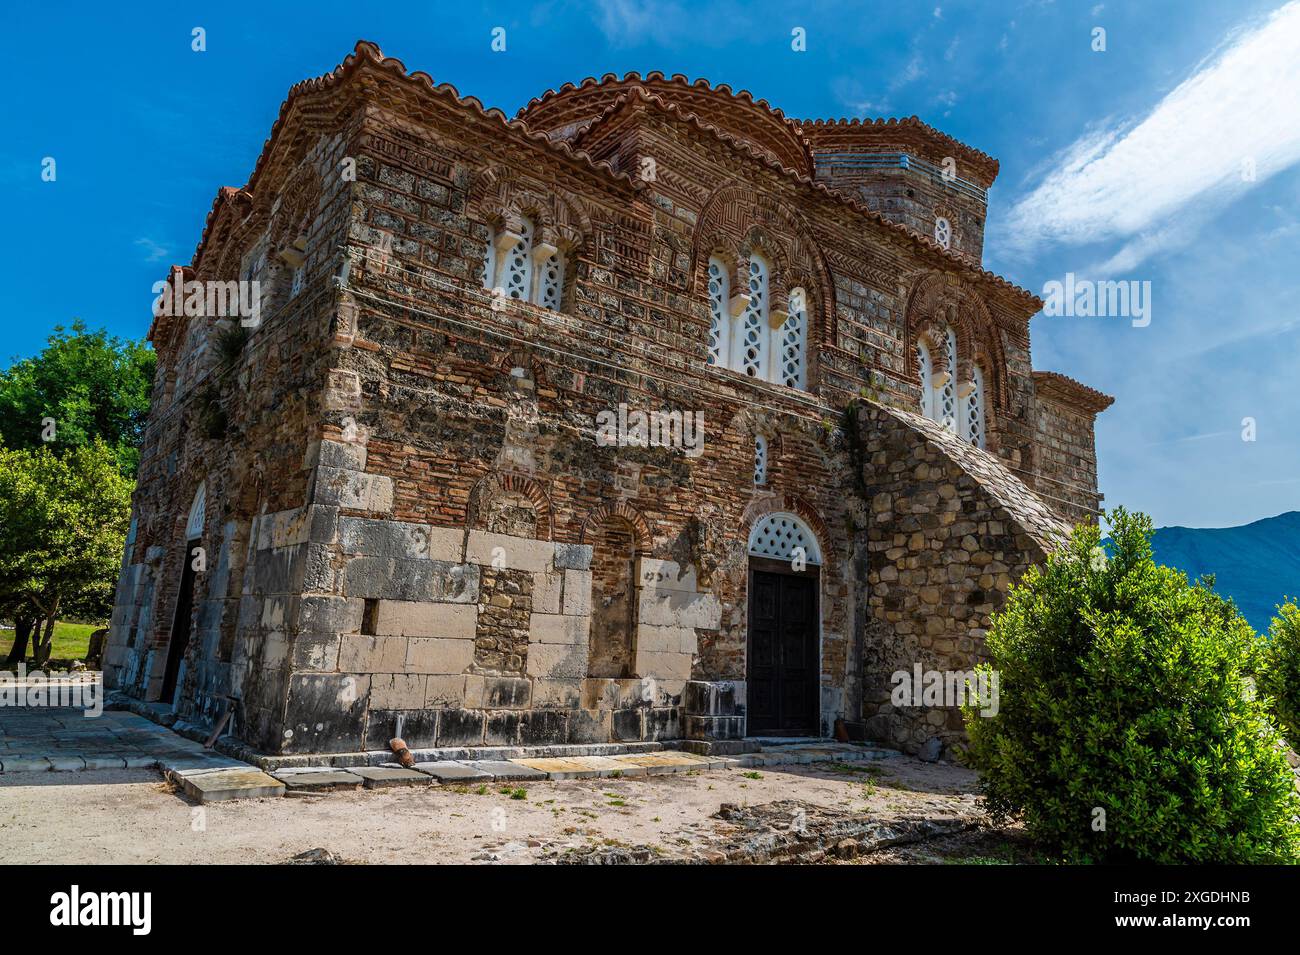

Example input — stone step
[167,766,286,803]
[258,739,666,771]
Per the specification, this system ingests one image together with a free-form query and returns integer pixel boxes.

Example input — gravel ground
[0,753,1013,864]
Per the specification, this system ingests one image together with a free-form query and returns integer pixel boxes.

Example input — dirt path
[0,755,993,864]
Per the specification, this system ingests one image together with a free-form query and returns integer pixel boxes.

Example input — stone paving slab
[411,761,492,783]
[468,760,548,782]
[273,768,364,792]
[351,766,432,789]
[168,767,286,803]
[511,757,605,780]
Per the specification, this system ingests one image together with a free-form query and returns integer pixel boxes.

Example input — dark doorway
[746,561,819,736]
[160,539,200,706]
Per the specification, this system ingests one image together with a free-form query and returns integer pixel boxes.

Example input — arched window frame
[747,512,822,565]
[707,256,730,367]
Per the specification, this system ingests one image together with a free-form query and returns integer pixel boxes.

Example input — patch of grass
[741,771,763,780]
[0,621,102,668]
[606,797,627,807]
[474,784,488,795]
[502,786,527,800]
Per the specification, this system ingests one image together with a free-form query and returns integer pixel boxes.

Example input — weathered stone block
[484,711,522,746]
[297,595,364,634]
[282,673,370,754]
[519,709,568,745]
[528,612,590,645]
[634,649,693,682]
[375,600,476,638]
[465,530,555,572]
[370,673,428,709]
[436,708,485,746]
[636,624,696,655]
[553,542,593,571]
[526,641,586,680]
[339,634,407,672]
[424,674,467,706]
[612,708,645,741]
[532,678,582,708]
[314,467,394,513]
[567,708,611,743]
[404,636,475,674]
[531,571,563,614]
[339,517,431,559]
[291,631,341,671]
[562,569,592,615]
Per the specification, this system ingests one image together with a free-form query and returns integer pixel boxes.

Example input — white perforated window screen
[934,216,951,249]
[500,218,534,301]
[753,435,768,486]
[185,483,206,540]
[707,257,729,366]
[940,327,958,432]
[779,287,807,389]
[916,341,934,420]
[482,235,496,289]
[738,255,768,378]
[965,364,986,449]
[748,512,821,564]
[538,251,564,311]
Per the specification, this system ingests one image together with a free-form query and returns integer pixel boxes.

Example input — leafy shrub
[965,508,1300,863]
[1261,600,1300,751]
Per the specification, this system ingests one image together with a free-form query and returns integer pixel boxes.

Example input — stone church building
[104,42,1113,758]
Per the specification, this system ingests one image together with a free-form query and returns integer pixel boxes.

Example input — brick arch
[578,502,653,552]
[740,494,833,565]
[691,183,836,345]
[467,471,554,540]
[469,165,592,255]
[904,271,1005,408]
[490,346,549,388]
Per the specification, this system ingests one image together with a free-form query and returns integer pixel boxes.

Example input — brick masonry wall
[1033,394,1105,526]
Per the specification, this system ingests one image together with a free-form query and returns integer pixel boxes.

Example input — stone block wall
[855,403,1067,757]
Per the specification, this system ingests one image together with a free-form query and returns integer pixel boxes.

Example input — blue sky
[3,0,1297,529]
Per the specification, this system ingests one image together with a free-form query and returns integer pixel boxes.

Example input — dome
[517,73,814,177]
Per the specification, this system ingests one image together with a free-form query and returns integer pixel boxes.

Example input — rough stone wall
[855,403,1067,757]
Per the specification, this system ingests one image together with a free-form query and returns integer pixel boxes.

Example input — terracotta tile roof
[1033,371,1115,415]
[190,40,646,267]
[187,41,1040,313]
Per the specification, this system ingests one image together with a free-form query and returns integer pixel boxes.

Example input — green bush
[965,508,1300,863]
[1261,601,1300,751]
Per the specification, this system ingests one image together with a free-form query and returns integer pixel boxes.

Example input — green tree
[1260,600,1300,751]
[0,442,132,666]
[0,320,155,477]
[965,508,1300,864]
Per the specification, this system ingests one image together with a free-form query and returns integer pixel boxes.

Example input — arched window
[707,256,729,366]
[916,340,934,420]
[939,326,958,432]
[736,254,769,379]
[498,218,534,301]
[748,512,822,565]
[185,483,206,541]
[753,435,768,486]
[964,364,986,449]
[934,217,952,250]
[537,250,564,311]
[778,287,808,390]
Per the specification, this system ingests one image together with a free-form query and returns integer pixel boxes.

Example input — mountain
[1148,511,1300,634]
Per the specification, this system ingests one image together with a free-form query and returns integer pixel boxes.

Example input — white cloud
[134,238,168,263]
[1002,1,1300,269]
[593,0,690,46]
